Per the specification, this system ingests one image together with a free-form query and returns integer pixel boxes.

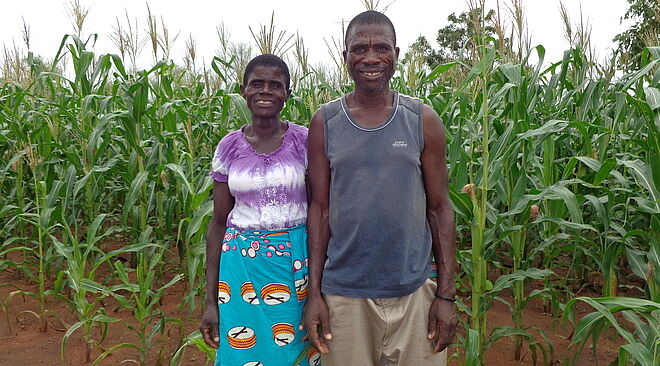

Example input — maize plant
[0,6,658,364]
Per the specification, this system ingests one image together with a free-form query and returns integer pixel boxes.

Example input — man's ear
[240,84,246,98]
[395,46,400,60]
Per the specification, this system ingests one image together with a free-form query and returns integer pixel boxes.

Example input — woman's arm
[200,181,234,348]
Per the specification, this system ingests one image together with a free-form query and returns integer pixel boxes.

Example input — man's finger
[434,339,450,353]
[320,312,332,341]
[427,308,438,339]
[307,323,329,354]
[433,320,451,353]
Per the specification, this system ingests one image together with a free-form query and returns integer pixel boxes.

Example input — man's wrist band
[435,294,457,302]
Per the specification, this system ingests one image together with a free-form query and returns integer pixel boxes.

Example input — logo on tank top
[392,140,408,148]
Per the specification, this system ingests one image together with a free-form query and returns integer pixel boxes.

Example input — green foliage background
[0,2,659,365]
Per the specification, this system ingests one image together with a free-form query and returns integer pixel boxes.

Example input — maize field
[0,3,658,365]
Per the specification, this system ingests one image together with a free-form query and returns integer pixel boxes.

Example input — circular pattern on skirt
[227,326,256,349]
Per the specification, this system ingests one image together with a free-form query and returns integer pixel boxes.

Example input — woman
[199,54,317,366]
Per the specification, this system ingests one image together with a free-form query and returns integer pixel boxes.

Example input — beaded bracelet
[435,294,457,302]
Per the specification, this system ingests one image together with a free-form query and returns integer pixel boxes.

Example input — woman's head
[241,54,291,119]
[243,54,291,90]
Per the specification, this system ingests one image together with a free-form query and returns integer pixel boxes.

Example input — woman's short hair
[243,54,291,89]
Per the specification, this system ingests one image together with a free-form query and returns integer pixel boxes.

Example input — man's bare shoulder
[421,103,444,130]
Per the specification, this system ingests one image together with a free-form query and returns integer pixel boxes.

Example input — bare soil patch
[0,264,625,365]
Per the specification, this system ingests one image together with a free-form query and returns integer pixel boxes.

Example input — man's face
[240,65,291,118]
[343,22,399,93]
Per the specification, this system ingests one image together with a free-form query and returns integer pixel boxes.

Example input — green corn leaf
[61,320,86,360]
[625,246,649,281]
[593,158,617,186]
[534,216,596,231]
[165,163,194,198]
[79,278,112,296]
[464,328,480,366]
[44,180,63,208]
[584,194,609,231]
[229,93,250,126]
[92,343,141,366]
[485,326,532,348]
[620,342,654,366]
[516,119,568,140]
[122,171,149,224]
[490,268,554,293]
[645,87,660,110]
[649,244,660,283]
[85,214,107,246]
[186,200,213,242]
[575,156,601,172]
[619,159,660,211]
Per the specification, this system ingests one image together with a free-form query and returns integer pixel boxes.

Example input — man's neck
[347,88,394,109]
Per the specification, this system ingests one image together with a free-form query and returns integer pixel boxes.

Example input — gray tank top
[321,92,432,298]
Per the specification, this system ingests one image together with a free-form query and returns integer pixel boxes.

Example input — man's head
[243,53,291,90]
[344,10,396,47]
[343,10,399,93]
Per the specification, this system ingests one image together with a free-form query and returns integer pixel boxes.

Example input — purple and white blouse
[210,122,308,230]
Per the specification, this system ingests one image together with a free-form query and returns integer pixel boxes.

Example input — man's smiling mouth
[361,70,384,77]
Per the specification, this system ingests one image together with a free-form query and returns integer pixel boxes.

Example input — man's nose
[363,49,379,64]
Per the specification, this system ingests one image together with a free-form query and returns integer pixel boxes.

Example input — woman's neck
[246,117,285,138]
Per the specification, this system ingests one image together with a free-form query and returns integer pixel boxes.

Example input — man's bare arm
[420,104,457,353]
[302,109,332,354]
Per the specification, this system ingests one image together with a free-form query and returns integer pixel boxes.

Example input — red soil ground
[0,265,625,366]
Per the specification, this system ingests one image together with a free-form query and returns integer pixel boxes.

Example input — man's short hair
[243,54,291,89]
[344,10,396,46]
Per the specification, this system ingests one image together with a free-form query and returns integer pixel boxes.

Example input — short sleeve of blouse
[210,131,241,182]
[288,123,309,169]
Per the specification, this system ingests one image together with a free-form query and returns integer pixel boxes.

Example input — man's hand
[301,295,332,354]
[427,298,457,352]
[200,306,220,349]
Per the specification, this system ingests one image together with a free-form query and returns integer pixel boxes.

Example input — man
[302,9,457,366]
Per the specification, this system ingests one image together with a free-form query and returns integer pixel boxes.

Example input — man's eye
[355,48,366,53]
[251,82,262,87]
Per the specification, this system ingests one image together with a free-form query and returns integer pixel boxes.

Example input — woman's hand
[200,306,220,349]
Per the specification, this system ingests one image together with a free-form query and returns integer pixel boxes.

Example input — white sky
[2,0,633,70]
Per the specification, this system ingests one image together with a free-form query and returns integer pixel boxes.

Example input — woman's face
[241,65,291,119]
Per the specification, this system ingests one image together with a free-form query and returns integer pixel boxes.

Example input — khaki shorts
[321,279,448,366]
